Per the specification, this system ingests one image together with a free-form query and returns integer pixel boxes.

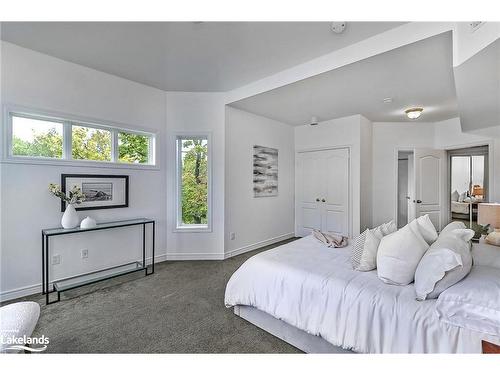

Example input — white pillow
[352,221,397,272]
[351,230,368,269]
[436,266,500,336]
[458,192,467,202]
[440,221,466,236]
[356,227,383,271]
[472,242,500,269]
[380,220,397,236]
[409,215,438,245]
[414,228,474,300]
[377,223,430,285]
[451,190,459,202]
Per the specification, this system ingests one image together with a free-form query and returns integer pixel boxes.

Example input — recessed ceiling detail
[229,32,458,125]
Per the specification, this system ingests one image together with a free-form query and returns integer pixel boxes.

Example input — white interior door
[407,153,416,222]
[414,148,447,231]
[296,151,324,237]
[296,148,349,237]
[322,149,349,235]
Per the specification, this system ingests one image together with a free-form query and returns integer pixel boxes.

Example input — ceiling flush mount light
[405,107,423,120]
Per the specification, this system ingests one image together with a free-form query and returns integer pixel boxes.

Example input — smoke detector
[310,116,319,126]
[331,22,347,34]
[469,22,485,32]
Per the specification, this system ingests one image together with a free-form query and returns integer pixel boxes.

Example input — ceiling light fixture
[405,107,423,120]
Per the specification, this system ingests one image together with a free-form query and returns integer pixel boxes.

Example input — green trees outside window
[10,115,153,164]
[72,125,112,161]
[12,117,63,158]
[180,138,208,225]
[118,132,150,164]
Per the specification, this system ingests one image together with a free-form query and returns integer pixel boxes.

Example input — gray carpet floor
[8,239,301,353]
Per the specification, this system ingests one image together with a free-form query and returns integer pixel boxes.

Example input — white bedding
[451,201,470,214]
[224,235,500,353]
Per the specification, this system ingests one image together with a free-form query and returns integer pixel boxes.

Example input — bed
[451,201,470,215]
[224,235,500,353]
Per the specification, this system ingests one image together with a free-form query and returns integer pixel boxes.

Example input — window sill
[1,157,160,171]
[174,225,212,233]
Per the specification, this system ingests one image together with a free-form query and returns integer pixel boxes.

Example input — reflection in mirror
[449,146,488,238]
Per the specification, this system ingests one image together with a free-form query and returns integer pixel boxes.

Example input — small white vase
[61,204,79,229]
[80,216,97,229]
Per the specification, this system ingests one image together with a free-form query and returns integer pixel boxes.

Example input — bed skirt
[234,305,353,354]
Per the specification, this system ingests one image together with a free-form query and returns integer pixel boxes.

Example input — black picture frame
[61,174,129,212]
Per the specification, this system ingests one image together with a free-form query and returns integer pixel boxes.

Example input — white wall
[224,107,294,257]
[165,92,226,260]
[372,122,436,226]
[294,115,366,236]
[0,42,168,300]
[359,115,373,230]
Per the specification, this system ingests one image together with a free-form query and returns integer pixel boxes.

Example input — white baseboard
[224,232,295,259]
[165,253,224,261]
[0,253,168,303]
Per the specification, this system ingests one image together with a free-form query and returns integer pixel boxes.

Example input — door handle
[321,198,326,202]
[416,199,422,204]
[316,198,320,202]
[406,196,411,200]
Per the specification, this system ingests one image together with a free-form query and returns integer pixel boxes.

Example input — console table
[42,218,155,305]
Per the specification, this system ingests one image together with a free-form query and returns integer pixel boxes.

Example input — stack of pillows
[351,215,475,300]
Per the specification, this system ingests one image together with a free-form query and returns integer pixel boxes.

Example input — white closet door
[296,151,324,237]
[414,148,447,231]
[321,148,349,235]
[296,148,349,237]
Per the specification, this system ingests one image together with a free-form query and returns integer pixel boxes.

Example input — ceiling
[230,32,458,124]
[454,39,499,135]
[0,22,403,92]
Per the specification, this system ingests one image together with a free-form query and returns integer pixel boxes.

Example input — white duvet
[224,235,500,353]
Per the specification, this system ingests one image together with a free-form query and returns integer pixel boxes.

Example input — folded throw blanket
[312,229,348,248]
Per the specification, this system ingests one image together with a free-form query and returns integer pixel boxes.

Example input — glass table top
[42,218,154,236]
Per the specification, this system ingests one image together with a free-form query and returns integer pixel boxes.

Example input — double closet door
[296,148,349,237]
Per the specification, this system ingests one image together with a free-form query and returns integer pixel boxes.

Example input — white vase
[80,216,97,229]
[61,204,79,229]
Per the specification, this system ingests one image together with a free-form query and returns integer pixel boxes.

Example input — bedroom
[0,1,500,372]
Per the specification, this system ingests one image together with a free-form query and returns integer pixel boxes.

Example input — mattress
[224,235,500,353]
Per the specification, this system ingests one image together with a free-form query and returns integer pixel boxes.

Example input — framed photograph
[61,174,129,211]
[253,145,278,197]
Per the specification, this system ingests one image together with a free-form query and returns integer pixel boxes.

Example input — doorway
[448,145,489,230]
[397,151,414,228]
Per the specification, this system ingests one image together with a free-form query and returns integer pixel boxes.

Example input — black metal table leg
[142,223,146,274]
[151,221,155,274]
[41,232,45,295]
[45,235,49,305]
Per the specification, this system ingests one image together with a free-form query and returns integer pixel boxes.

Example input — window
[176,135,211,231]
[118,131,150,164]
[11,115,63,158]
[7,110,156,166]
[72,125,112,161]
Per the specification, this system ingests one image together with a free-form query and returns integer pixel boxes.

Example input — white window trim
[2,104,158,170]
[174,132,212,233]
